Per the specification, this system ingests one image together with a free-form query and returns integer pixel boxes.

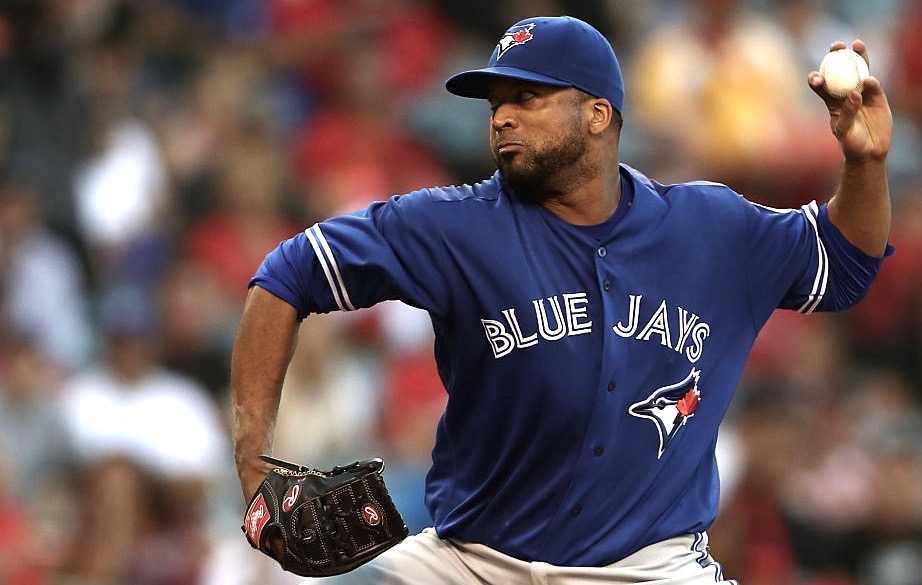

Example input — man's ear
[587,98,613,135]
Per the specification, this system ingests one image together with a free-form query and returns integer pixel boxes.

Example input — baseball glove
[242,455,409,577]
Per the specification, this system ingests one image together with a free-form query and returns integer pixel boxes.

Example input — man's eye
[520,91,536,101]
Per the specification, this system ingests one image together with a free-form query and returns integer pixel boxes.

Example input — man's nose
[491,104,517,130]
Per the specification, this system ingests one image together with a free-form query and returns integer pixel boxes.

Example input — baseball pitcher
[231,15,893,585]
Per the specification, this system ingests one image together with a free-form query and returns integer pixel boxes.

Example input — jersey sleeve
[743,199,892,316]
[250,191,448,320]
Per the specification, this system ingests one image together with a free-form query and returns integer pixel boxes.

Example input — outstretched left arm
[811,40,893,257]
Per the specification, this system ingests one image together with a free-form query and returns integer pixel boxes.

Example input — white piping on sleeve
[797,201,828,314]
[305,224,356,312]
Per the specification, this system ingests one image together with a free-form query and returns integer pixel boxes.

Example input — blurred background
[0,0,919,583]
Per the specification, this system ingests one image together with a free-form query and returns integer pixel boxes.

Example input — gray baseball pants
[299,528,739,584]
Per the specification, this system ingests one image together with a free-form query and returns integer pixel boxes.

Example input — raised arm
[810,40,893,257]
[231,285,300,502]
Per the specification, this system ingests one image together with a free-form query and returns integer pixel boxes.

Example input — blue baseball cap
[446,16,624,113]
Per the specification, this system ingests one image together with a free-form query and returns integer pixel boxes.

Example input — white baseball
[819,48,869,98]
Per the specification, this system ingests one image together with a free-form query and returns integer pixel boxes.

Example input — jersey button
[597,247,607,257]
[570,505,582,516]
[603,280,612,291]
[607,380,616,392]
[593,446,604,457]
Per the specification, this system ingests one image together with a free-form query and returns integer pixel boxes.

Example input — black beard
[494,126,588,203]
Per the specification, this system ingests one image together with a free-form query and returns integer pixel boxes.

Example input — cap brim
[445,66,572,99]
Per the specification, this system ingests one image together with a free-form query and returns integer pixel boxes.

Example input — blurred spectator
[777,0,856,73]
[158,258,234,401]
[131,0,210,112]
[742,308,851,407]
[184,136,303,307]
[262,0,356,117]
[352,0,457,105]
[264,0,454,118]
[57,286,230,583]
[433,0,613,45]
[73,19,172,292]
[843,194,922,399]
[0,334,76,501]
[834,0,903,59]
[885,0,922,199]
[626,0,840,205]
[59,285,228,480]
[891,0,922,130]
[200,536,302,585]
[58,455,209,585]
[709,386,803,585]
[858,449,922,585]
[271,312,381,469]
[733,312,872,580]
[0,440,49,585]
[154,41,282,226]
[377,340,445,534]
[778,405,876,579]
[289,39,453,217]
[0,0,92,246]
[173,0,262,36]
[851,370,922,585]
[0,174,94,370]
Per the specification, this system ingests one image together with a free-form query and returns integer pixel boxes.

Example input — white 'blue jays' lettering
[482,292,592,358]
[613,294,710,362]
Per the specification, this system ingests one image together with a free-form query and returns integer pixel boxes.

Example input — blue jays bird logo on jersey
[629,369,701,459]
[496,23,534,59]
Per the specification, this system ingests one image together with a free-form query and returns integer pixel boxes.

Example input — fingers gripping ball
[242,456,409,577]
[819,48,869,99]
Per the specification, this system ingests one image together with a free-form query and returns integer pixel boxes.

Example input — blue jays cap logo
[496,23,534,60]
[629,369,701,459]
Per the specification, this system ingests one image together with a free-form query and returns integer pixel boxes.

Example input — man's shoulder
[407,173,503,204]
[622,164,739,200]
[383,174,505,226]
[622,164,747,220]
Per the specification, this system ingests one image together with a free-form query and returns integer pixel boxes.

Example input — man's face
[487,79,589,196]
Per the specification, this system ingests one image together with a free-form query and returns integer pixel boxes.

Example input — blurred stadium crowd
[0,0,920,583]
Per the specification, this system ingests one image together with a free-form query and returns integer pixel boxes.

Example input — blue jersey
[251,164,888,567]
